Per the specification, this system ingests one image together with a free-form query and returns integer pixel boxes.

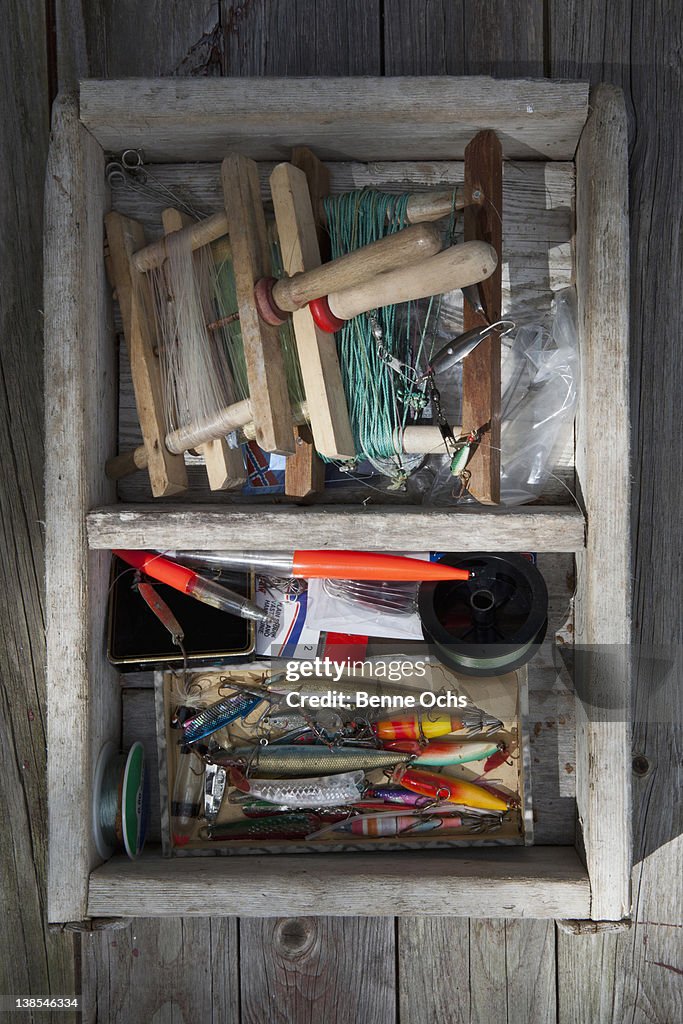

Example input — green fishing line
[322,189,456,484]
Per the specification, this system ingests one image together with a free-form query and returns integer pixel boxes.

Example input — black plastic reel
[418,552,548,677]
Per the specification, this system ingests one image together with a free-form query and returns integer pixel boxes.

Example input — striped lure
[307,806,503,840]
[180,692,265,744]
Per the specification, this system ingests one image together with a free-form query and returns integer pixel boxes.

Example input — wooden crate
[154,666,534,857]
[44,77,630,924]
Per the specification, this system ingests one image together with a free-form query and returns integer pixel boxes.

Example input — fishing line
[418,552,549,677]
[92,742,148,859]
[322,188,461,483]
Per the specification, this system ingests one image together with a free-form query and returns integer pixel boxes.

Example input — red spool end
[309,295,345,333]
[254,277,288,326]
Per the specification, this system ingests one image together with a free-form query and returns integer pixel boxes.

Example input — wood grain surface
[0,1,79,1016]
[239,918,395,1024]
[86,848,591,919]
[4,1,680,1022]
[551,0,683,1017]
[86,503,587,552]
[81,918,239,1024]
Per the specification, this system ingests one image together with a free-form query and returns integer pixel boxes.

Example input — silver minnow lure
[223,744,413,777]
[233,770,365,807]
[430,321,516,375]
[181,692,264,744]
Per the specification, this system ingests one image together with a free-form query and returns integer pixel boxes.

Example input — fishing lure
[448,429,481,479]
[392,739,504,768]
[203,764,227,824]
[203,813,329,842]
[363,784,435,807]
[263,710,345,738]
[218,744,413,777]
[307,811,442,840]
[392,765,511,812]
[229,768,366,807]
[307,807,503,840]
[430,321,515,376]
[374,707,503,741]
[178,691,266,744]
[237,799,355,819]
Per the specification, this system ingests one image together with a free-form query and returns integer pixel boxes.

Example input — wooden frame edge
[88,847,591,919]
[574,83,632,920]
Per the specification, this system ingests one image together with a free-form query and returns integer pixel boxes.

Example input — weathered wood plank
[87,849,591,919]
[79,77,589,162]
[552,0,683,1013]
[224,0,382,75]
[573,84,631,921]
[240,918,395,1024]
[384,1,544,77]
[397,918,471,1023]
[222,154,295,454]
[0,0,79,1006]
[44,92,121,923]
[81,0,220,78]
[502,919,557,1022]
[81,918,239,1024]
[461,129,503,504]
[86,504,586,551]
[400,918,556,1023]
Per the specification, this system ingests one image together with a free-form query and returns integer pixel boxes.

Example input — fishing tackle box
[45,77,630,924]
[153,665,533,856]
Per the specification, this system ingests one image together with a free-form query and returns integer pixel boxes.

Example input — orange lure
[392,765,510,813]
[375,713,470,742]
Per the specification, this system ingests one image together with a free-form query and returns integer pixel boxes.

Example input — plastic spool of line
[418,553,548,677]
[92,741,149,860]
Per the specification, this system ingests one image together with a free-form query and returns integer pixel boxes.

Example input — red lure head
[391,765,453,801]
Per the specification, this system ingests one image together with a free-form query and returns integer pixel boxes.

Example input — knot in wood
[274,917,316,957]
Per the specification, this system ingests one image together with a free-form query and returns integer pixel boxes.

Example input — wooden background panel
[0,0,79,1015]
[9,0,680,1020]
[398,918,556,1023]
[384,0,544,77]
[66,0,221,78]
[551,0,683,1018]
[240,918,396,1024]
[224,0,382,75]
[81,918,239,1024]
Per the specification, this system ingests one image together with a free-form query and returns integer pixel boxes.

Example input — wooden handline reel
[105,136,502,502]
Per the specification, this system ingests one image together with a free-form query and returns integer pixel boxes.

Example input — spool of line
[418,553,548,677]
[92,741,149,860]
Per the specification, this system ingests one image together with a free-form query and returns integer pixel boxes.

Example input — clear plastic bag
[419,287,579,506]
[499,287,579,505]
